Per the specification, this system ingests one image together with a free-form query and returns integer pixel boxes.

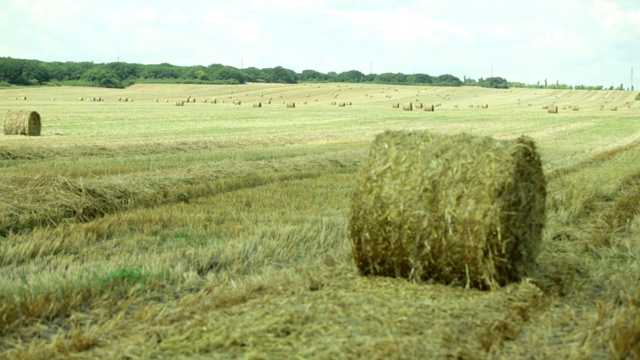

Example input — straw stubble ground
[0,84,639,359]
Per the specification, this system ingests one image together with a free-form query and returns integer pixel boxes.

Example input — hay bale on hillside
[3,110,41,136]
[415,102,423,109]
[287,102,296,108]
[402,102,413,111]
[392,103,400,108]
[349,131,547,289]
[610,106,617,111]
[176,101,184,106]
[572,105,579,111]
[548,105,558,114]
[338,102,346,107]
[253,101,262,108]
[424,104,435,111]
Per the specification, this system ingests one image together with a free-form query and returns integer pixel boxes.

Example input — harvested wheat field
[0,83,639,359]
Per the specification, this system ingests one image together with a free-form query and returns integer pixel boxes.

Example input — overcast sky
[1,0,639,87]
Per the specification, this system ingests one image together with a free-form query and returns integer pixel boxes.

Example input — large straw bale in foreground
[3,110,41,136]
[349,131,547,289]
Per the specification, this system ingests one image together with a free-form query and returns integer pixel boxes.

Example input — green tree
[82,67,122,88]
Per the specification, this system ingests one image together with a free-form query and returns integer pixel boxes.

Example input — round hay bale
[610,106,617,111]
[286,102,296,108]
[424,104,435,112]
[548,105,558,114]
[79,97,84,101]
[415,102,423,109]
[22,96,27,100]
[349,131,547,289]
[392,103,400,108]
[338,102,346,107]
[253,101,262,108]
[176,101,184,106]
[402,102,413,111]
[331,101,337,105]
[572,105,579,111]
[3,110,41,136]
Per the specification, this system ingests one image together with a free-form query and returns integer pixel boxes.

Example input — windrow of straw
[349,130,547,290]
[3,110,41,136]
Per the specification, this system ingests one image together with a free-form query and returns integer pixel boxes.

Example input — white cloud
[132,6,157,23]
[166,12,188,25]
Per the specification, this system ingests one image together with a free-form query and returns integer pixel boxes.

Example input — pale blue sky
[1,0,639,87]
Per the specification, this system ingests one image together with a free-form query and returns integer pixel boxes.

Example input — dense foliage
[0,56,610,90]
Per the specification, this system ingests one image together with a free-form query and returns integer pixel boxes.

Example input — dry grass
[0,83,639,358]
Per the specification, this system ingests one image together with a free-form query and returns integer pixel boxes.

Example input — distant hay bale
[392,103,400,108]
[480,104,489,109]
[176,101,184,106]
[402,102,413,111]
[424,104,435,111]
[22,96,27,100]
[572,105,579,111]
[286,102,296,108]
[253,101,262,107]
[79,97,84,101]
[338,102,346,107]
[117,97,121,101]
[3,110,41,136]
[610,106,617,111]
[415,102,423,109]
[349,130,547,290]
[331,101,337,105]
[548,105,558,113]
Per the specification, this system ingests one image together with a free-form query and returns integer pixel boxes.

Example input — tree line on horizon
[0,57,609,91]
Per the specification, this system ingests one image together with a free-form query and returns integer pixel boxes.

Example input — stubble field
[1,83,639,359]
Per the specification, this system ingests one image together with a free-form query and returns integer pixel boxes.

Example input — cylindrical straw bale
[253,101,262,108]
[548,105,558,113]
[3,110,41,136]
[415,102,423,109]
[349,131,547,289]
[402,102,413,111]
[286,102,296,108]
[176,101,184,106]
[572,105,579,111]
[424,105,435,112]
[610,106,617,111]
[338,102,346,107]
[392,103,400,108]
